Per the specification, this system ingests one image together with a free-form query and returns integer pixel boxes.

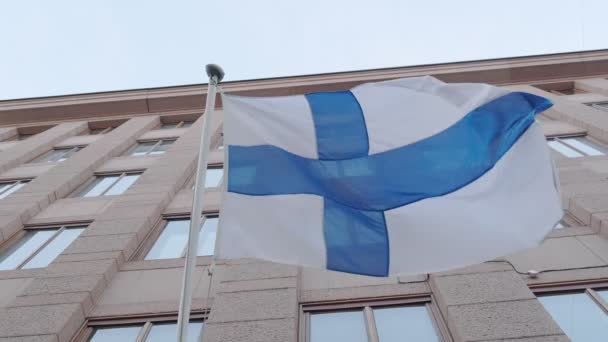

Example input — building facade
[1,50,608,341]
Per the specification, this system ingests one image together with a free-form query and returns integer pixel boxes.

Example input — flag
[216,76,562,277]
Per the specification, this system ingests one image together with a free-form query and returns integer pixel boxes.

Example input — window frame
[73,311,208,342]
[549,88,587,96]
[186,165,224,190]
[135,213,219,261]
[587,102,608,112]
[547,134,607,158]
[0,179,31,199]
[532,282,608,338]
[89,127,113,135]
[126,139,176,157]
[0,223,88,270]
[30,145,84,163]
[74,171,143,198]
[300,295,451,342]
[160,121,193,129]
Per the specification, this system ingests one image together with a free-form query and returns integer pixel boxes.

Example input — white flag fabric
[216,76,562,276]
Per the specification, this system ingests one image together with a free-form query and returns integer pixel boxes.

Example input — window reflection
[374,306,439,342]
[310,311,367,342]
[539,292,608,342]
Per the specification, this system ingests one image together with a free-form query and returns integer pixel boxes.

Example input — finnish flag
[216,76,562,277]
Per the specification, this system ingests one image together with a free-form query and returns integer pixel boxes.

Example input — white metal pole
[176,64,224,342]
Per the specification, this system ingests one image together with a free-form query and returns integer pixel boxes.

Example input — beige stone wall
[1,53,608,341]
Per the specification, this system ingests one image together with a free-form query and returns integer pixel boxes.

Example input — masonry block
[202,318,297,342]
[431,271,535,315]
[209,288,297,324]
[447,300,563,341]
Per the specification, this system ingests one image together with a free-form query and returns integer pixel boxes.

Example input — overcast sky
[1,0,606,100]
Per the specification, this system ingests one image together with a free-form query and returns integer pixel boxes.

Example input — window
[77,173,141,197]
[84,319,204,342]
[548,136,607,158]
[538,289,608,342]
[204,168,223,188]
[160,121,194,129]
[0,225,85,270]
[305,302,442,342]
[145,216,218,260]
[30,146,83,163]
[3,133,34,142]
[216,135,224,150]
[0,180,30,199]
[534,82,587,96]
[187,168,224,190]
[89,127,113,135]
[549,88,587,96]
[588,102,608,112]
[125,140,175,156]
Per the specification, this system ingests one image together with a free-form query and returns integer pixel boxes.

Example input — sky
[0,0,607,101]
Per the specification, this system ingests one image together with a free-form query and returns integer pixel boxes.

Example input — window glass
[149,140,174,155]
[89,128,109,135]
[145,220,190,260]
[160,123,179,129]
[0,182,13,194]
[591,102,608,112]
[145,217,217,260]
[104,174,140,196]
[569,137,607,156]
[539,292,608,342]
[80,176,120,197]
[373,306,439,342]
[31,149,66,163]
[180,121,193,128]
[597,290,608,304]
[548,140,584,158]
[0,181,28,199]
[146,322,203,342]
[0,230,55,270]
[198,217,218,256]
[310,310,367,342]
[22,228,85,269]
[205,168,223,188]
[57,147,82,162]
[128,141,157,156]
[89,325,142,342]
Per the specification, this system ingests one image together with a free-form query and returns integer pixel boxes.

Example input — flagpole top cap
[206,64,225,83]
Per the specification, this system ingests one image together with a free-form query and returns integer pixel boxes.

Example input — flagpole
[176,64,224,342]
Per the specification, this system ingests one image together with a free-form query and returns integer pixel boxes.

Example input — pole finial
[206,64,225,83]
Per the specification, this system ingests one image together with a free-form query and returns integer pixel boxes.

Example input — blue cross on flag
[216,76,562,277]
